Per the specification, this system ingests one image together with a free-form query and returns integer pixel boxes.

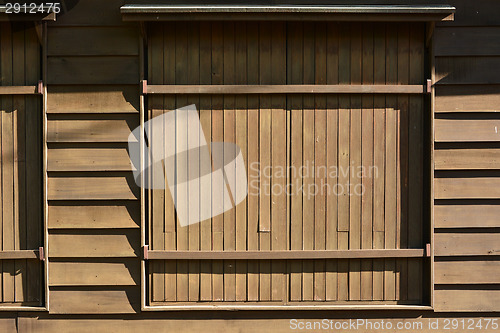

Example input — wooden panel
[49,260,139,286]
[52,0,124,26]
[49,231,139,258]
[436,57,500,85]
[0,317,16,332]
[48,175,139,200]
[47,56,139,85]
[47,118,138,143]
[434,289,500,312]
[435,27,500,57]
[437,0,500,27]
[435,85,500,113]
[48,202,140,229]
[435,204,500,228]
[47,85,139,114]
[435,177,500,199]
[49,288,139,314]
[48,27,139,56]
[435,261,500,284]
[435,149,500,170]
[435,119,500,142]
[434,233,500,256]
[48,148,134,171]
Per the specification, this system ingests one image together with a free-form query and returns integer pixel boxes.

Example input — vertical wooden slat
[1,22,15,303]
[199,21,212,302]
[361,22,374,301]
[313,22,327,302]
[175,22,189,302]
[397,22,410,302]
[258,22,271,302]
[270,21,286,302]
[337,23,350,301]
[408,23,424,303]
[384,24,398,301]
[301,22,315,302]
[223,22,236,302]
[246,21,259,302]
[211,21,224,302]
[234,21,247,302]
[163,22,177,302]
[325,22,339,302]
[372,23,386,302]
[187,22,200,302]
[349,23,362,302]
[288,21,303,302]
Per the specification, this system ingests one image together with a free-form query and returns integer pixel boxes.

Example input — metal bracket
[37,80,44,94]
[426,79,432,94]
[38,247,45,261]
[141,79,148,95]
[425,243,431,257]
[143,245,149,260]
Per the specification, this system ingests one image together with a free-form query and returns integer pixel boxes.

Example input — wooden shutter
[146,21,427,307]
[0,22,43,306]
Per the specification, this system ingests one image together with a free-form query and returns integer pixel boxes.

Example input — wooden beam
[0,85,39,95]
[146,84,427,95]
[0,250,39,260]
[147,249,425,260]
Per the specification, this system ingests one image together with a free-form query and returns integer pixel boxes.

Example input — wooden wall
[432,0,500,312]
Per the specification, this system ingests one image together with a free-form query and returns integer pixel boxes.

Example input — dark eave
[121,4,455,22]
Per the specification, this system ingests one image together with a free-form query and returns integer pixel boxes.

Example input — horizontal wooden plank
[435,233,500,256]
[47,118,138,143]
[435,27,500,56]
[48,27,139,56]
[49,260,139,286]
[147,84,427,94]
[0,85,38,94]
[436,57,500,85]
[48,202,140,229]
[434,289,500,312]
[435,149,500,170]
[49,231,139,258]
[0,250,39,259]
[48,148,134,171]
[435,261,500,284]
[435,177,500,199]
[47,85,139,113]
[47,57,139,85]
[49,288,139,314]
[148,249,425,260]
[48,176,139,200]
[435,119,500,142]
[435,204,500,228]
[435,85,500,113]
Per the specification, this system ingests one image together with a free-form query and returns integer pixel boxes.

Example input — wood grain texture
[435,261,500,284]
[436,57,500,85]
[434,233,500,256]
[48,231,139,258]
[48,148,134,171]
[48,203,140,229]
[435,149,500,170]
[435,119,500,142]
[435,27,500,57]
[435,85,500,113]
[434,289,500,312]
[47,85,139,114]
[49,260,139,286]
[435,204,500,228]
[47,118,138,142]
[435,177,500,199]
[48,175,139,200]
[49,288,139,314]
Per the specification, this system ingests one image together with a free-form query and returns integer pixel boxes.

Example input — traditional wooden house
[0,0,498,331]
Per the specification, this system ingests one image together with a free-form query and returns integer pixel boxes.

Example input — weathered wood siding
[46,0,141,314]
[433,0,500,312]
[0,22,43,306]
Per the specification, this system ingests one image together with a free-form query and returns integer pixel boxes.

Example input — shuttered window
[143,20,430,308]
[0,22,44,308]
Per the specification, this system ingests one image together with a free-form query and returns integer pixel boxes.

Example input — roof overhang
[0,5,56,21]
[121,5,455,22]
